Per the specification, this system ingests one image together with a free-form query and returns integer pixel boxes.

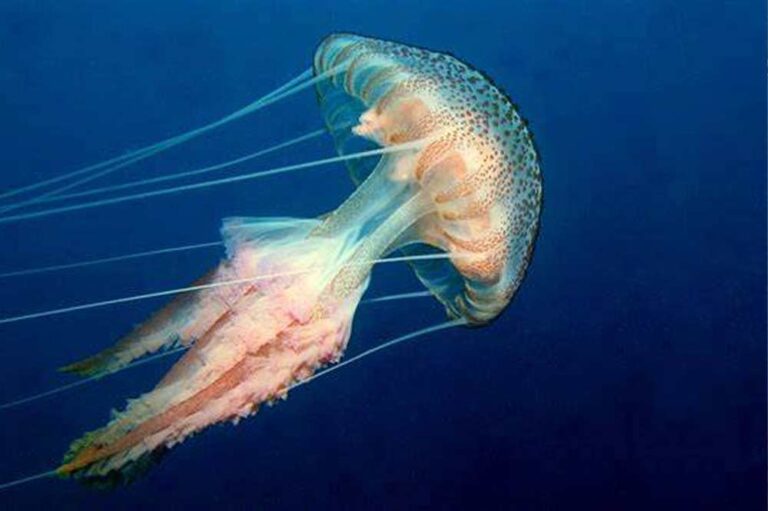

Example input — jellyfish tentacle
[0,269,282,326]
[0,64,351,217]
[290,318,465,390]
[0,240,221,280]
[361,290,432,304]
[0,140,425,226]
[0,68,315,213]
[32,128,328,206]
[0,347,188,412]
[0,238,448,330]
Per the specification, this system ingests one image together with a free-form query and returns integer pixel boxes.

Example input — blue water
[0,1,764,509]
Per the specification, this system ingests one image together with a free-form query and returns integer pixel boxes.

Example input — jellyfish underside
[33,34,542,484]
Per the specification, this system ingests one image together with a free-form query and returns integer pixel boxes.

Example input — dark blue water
[0,1,764,509]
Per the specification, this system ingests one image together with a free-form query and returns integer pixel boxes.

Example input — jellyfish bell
[1,34,542,486]
[316,34,542,324]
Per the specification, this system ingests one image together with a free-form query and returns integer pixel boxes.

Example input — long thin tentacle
[34,129,327,205]
[0,252,455,326]
[0,68,314,211]
[0,347,188,411]
[0,139,427,226]
[0,241,222,280]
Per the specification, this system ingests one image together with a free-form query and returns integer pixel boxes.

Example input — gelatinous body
[315,34,542,323]
[56,34,542,484]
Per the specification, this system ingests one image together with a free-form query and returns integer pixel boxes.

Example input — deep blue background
[0,1,764,509]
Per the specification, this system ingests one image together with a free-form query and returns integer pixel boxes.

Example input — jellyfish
[0,34,542,487]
